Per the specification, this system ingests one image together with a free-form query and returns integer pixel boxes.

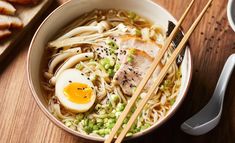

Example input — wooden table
[0,0,235,142]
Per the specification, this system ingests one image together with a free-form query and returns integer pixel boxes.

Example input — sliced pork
[113,35,163,96]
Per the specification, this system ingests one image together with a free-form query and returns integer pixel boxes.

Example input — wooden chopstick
[104,1,195,143]
[114,0,213,142]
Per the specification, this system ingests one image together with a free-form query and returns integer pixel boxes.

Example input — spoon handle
[213,54,235,100]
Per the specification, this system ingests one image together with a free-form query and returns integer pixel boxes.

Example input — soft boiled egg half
[55,69,96,113]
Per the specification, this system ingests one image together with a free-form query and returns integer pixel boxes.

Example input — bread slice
[0,15,23,29]
[0,0,16,15]
[0,29,11,40]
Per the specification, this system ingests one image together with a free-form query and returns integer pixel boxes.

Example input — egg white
[55,69,96,113]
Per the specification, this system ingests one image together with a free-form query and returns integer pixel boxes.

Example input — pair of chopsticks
[105,0,213,142]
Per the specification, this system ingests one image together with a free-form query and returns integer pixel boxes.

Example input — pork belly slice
[0,29,11,40]
[0,15,23,29]
[0,0,16,15]
[115,35,161,59]
[113,49,162,96]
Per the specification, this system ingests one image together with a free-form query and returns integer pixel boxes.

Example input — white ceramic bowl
[27,0,192,141]
[227,0,235,31]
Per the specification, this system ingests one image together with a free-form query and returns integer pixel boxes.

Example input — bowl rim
[27,0,193,141]
[227,0,235,31]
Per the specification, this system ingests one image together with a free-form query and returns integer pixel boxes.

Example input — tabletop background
[0,0,235,143]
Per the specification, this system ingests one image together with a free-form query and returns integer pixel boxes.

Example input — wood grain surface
[0,0,235,143]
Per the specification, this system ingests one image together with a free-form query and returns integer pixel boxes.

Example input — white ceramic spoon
[181,54,235,135]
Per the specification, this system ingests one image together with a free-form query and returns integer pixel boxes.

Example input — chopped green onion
[123,118,128,124]
[100,58,109,66]
[126,132,133,137]
[93,125,99,130]
[97,118,103,123]
[106,39,119,53]
[104,64,111,69]
[75,63,83,70]
[115,111,121,118]
[128,48,136,55]
[128,11,137,20]
[75,114,84,121]
[110,94,119,103]
[116,103,125,112]
[141,123,151,130]
[170,99,175,105]
[114,63,120,72]
[97,122,103,127]
[99,109,106,115]
[127,56,134,63]
[65,121,72,127]
[135,29,141,36]
[107,69,114,77]
[84,126,93,133]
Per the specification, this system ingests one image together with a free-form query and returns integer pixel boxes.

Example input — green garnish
[75,63,83,70]
[106,39,119,54]
[107,69,115,76]
[128,48,136,55]
[128,11,137,20]
[114,63,120,72]
[135,29,142,37]
[170,99,175,105]
[127,56,134,63]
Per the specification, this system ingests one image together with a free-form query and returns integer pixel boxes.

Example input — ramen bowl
[27,0,192,141]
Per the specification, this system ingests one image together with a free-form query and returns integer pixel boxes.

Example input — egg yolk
[63,82,93,104]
